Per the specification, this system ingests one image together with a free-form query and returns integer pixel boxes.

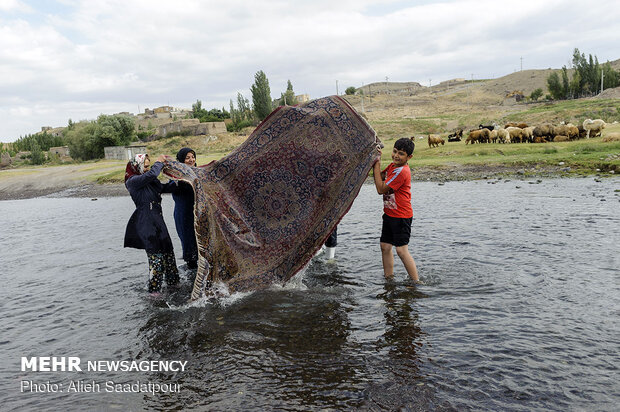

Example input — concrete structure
[49,146,70,157]
[149,119,226,140]
[104,144,147,161]
[296,94,310,103]
[154,106,173,114]
[40,126,65,137]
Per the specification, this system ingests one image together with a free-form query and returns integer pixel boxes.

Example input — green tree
[530,88,543,101]
[547,70,566,100]
[192,99,231,122]
[29,140,45,165]
[278,80,298,106]
[237,92,251,120]
[64,114,135,161]
[251,70,273,120]
[572,48,600,95]
[602,62,620,90]
[97,114,134,145]
[345,86,357,95]
[192,100,207,119]
[228,93,255,132]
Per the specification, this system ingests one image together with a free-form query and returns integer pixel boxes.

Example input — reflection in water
[362,282,455,411]
[138,266,366,410]
[2,179,619,411]
[379,281,426,366]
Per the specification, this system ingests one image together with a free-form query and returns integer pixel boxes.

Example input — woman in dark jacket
[170,148,198,269]
[124,153,179,293]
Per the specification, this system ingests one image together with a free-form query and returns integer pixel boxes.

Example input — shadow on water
[134,259,450,411]
[136,265,364,410]
[361,282,455,411]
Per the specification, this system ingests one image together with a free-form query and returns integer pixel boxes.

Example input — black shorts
[380,214,412,247]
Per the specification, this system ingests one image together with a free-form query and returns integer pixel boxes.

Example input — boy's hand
[373,146,382,165]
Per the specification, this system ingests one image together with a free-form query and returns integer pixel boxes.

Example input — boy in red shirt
[372,137,420,282]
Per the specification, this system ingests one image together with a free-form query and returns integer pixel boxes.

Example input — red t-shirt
[382,163,412,218]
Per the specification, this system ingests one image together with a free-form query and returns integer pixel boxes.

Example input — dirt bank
[0,162,600,201]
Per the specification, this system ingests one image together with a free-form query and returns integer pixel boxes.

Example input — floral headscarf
[125,153,149,182]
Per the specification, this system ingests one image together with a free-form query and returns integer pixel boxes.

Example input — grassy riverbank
[3,90,620,191]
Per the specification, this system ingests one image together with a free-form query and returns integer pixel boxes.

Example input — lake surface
[1,177,619,411]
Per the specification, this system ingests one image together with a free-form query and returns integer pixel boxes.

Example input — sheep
[566,124,579,140]
[427,134,445,147]
[533,124,554,142]
[583,119,606,138]
[553,135,570,142]
[447,129,463,142]
[489,129,498,143]
[602,132,620,142]
[577,125,588,139]
[466,129,488,144]
[478,128,491,143]
[504,122,528,129]
[506,126,525,143]
[496,128,510,143]
[522,126,534,143]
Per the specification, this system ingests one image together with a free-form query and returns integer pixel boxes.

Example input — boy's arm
[373,159,391,195]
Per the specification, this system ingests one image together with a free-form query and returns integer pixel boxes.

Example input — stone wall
[104,145,147,160]
[149,120,226,140]
[49,146,70,156]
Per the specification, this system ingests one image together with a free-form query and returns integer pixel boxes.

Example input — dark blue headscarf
[176,147,196,163]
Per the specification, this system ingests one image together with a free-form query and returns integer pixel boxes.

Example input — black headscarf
[176,147,196,163]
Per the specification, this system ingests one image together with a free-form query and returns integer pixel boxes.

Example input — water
[1,178,619,411]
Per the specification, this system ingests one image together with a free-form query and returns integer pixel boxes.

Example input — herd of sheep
[426,118,609,147]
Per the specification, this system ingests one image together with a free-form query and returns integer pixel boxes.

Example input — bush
[226,119,254,132]
[345,86,357,95]
[530,88,543,101]
[164,129,191,139]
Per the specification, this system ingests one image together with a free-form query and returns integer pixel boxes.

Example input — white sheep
[583,119,606,138]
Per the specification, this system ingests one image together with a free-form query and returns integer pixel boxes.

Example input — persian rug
[164,95,380,299]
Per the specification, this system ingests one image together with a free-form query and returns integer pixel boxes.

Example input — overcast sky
[1,0,619,142]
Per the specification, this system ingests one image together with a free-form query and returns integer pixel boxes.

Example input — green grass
[376,135,620,174]
[503,99,620,124]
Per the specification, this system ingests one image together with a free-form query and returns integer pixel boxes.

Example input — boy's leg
[380,242,395,278]
[395,245,419,282]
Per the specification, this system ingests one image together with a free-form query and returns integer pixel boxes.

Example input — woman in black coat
[170,148,198,269]
[124,154,179,293]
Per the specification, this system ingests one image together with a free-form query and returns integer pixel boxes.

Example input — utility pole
[601,69,604,94]
[336,80,339,95]
[520,56,523,71]
[361,82,365,113]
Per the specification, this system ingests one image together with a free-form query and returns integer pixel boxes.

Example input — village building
[49,146,70,157]
[104,144,148,161]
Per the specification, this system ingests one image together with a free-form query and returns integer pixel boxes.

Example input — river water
[1,177,619,411]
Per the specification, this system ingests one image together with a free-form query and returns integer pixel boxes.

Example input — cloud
[1,0,619,141]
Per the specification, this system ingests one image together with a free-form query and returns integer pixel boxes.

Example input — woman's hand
[157,154,169,164]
